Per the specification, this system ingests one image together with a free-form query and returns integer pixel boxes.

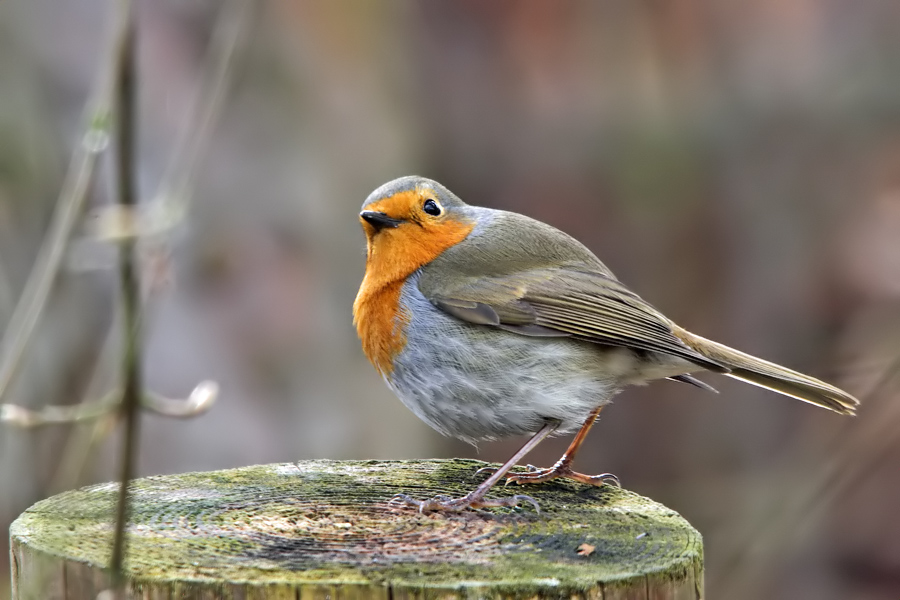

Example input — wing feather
[421,266,727,372]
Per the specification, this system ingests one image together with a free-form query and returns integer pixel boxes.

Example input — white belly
[385,278,690,443]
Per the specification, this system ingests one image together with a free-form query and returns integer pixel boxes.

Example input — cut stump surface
[10,459,703,599]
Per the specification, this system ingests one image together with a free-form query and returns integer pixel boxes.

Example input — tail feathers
[680,331,859,416]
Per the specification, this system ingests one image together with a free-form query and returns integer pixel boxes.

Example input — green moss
[10,459,702,598]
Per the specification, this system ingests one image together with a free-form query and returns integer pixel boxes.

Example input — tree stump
[10,459,703,599]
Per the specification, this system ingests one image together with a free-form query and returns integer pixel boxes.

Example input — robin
[353,175,858,512]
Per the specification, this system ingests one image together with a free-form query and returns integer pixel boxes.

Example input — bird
[352,175,859,513]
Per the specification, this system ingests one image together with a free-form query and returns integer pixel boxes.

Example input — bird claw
[387,491,541,513]
[473,465,498,478]
[506,463,621,488]
[597,473,621,487]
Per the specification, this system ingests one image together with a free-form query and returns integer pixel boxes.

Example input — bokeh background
[2,1,900,598]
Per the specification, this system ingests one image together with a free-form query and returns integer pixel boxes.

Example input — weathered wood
[10,459,703,599]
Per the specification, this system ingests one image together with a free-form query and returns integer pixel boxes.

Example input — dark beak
[360,211,403,231]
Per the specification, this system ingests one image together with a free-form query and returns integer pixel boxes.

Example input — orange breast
[353,278,410,376]
[353,210,474,376]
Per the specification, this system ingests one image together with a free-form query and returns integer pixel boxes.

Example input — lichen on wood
[10,459,703,599]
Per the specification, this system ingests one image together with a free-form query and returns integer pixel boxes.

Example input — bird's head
[358,176,475,284]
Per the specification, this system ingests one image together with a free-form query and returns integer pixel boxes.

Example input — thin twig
[2,394,119,427]
[156,0,252,211]
[1,381,218,427]
[108,0,139,594]
[0,258,16,320]
[143,381,219,417]
[0,61,116,405]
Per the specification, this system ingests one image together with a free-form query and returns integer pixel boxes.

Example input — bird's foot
[506,461,621,487]
[388,491,541,513]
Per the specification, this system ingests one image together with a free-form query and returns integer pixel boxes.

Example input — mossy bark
[10,459,703,599]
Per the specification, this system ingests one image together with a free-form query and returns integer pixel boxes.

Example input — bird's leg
[506,406,620,487]
[390,421,558,513]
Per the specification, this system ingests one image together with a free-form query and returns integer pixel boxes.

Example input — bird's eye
[423,199,441,216]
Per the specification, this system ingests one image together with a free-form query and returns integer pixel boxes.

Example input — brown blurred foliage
[1,2,900,599]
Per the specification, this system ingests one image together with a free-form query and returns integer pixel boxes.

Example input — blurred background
[2,1,900,598]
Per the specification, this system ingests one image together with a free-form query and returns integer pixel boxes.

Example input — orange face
[353,186,474,375]
[359,189,474,285]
